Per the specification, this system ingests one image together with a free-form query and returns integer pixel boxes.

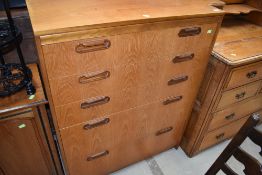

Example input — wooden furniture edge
[39,15,225,45]
[34,36,68,174]
[181,57,230,157]
[212,50,262,67]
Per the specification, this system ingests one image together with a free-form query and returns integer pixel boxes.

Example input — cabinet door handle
[225,113,235,120]
[216,133,225,140]
[246,71,257,79]
[178,27,201,37]
[168,75,188,86]
[163,96,182,105]
[81,96,110,109]
[87,150,109,161]
[235,92,246,100]
[156,126,173,136]
[83,117,110,130]
[173,53,194,63]
[75,39,111,53]
[79,71,110,84]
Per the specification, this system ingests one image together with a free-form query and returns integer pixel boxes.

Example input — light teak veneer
[26,0,224,174]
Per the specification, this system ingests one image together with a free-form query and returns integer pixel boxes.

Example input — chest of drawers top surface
[213,17,262,66]
[26,0,224,36]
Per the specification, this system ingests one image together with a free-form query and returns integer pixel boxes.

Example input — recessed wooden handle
[156,126,173,136]
[216,133,225,140]
[83,117,110,130]
[87,150,109,161]
[225,113,235,120]
[178,27,201,37]
[79,71,110,84]
[246,71,257,79]
[168,75,188,86]
[163,96,182,105]
[173,53,194,63]
[81,96,110,109]
[235,92,246,100]
[75,39,111,53]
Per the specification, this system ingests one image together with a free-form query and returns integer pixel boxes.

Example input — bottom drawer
[60,98,191,175]
[63,129,178,175]
[199,116,248,151]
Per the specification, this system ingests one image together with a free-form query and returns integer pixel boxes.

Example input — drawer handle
[225,113,235,120]
[235,92,246,100]
[87,150,109,161]
[246,71,257,79]
[75,39,111,53]
[163,96,182,105]
[178,27,201,37]
[168,75,188,86]
[173,53,194,63]
[83,117,110,130]
[81,96,110,109]
[79,71,110,84]
[216,133,225,140]
[156,126,173,136]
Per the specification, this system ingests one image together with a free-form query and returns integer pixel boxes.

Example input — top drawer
[42,18,218,79]
[226,61,262,89]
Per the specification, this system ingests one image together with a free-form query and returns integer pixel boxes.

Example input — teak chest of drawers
[181,1,262,157]
[26,0,224,174]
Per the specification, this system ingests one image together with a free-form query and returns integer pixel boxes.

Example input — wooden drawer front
[209,96,262,131]
[55,78,198,128]
[60,100,186,175]
[46,21,217,107]
[60,100,184,153]
[199,116,248,151]
[216,81,260,110]
[42,18,217,79]
[61,129,177,175]
[50,56,200,107]
[226,61,262,89]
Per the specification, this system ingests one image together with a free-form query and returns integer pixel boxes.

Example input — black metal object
[0,0,26,10]
[0,0,35,97]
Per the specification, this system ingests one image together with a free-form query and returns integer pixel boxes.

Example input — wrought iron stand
[0,0,35,97]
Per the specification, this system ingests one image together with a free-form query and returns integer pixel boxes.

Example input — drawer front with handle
[61,125,179,175]
[209,96,262,131]
[199,116,248,151]
[60,100,186,175]
[48,21,217,107]
[42,18,217,80]
[49,64,192,106]
[60,99,185,154]
[216,81,261,110]
[55,76,193,128]
[226,61,262,89]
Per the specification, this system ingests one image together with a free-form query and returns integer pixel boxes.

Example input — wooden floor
[111,124,262,175]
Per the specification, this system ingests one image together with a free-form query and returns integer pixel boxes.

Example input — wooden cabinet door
[0,110,51,175]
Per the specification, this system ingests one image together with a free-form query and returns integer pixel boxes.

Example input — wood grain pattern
[199,116,248,151]
[181,6,262,157]
[43,19,217,80]
[27,2,224,173]
[59,99,187,175]
[209,95,262,131]
[225,61,262,89]
[55,80,192,128]
[25,0,224,36]
[216,80,260,110]
[0,111,51,175]
[213,17,262,66]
